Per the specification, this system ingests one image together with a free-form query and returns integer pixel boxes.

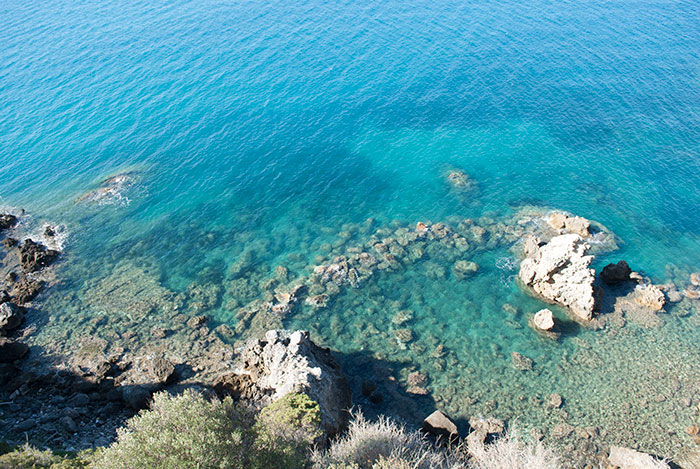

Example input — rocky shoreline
[1,202,700,467]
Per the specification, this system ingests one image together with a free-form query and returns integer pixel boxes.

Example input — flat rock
[608,446,670,469]
[520,234,596,321]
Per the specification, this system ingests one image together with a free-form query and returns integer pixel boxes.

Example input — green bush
[252,393,322,469]
[0,444,91,469]
[92,390,318,469]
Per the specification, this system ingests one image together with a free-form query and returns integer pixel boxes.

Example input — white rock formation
[519,234,596,321]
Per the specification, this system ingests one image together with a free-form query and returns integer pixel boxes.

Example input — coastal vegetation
[1,390,561,469]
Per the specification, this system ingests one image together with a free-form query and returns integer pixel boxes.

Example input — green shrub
[92,389,250,469]
[91,390,319,469]
[251,393,322,469]
[0,444,91,469]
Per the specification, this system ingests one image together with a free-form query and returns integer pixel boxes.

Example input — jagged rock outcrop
[216,330,351,439]
[0,302,24,332]
[519,234,597,321]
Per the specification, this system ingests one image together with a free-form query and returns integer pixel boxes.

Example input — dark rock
[44,226,55,237]
[19,239,59,272]
[0,290,10,303]
[69,393,90,407]
[214,372,262,401]
[2,238,17,249]
[0,302,24,331]
[59,415,78,433]
[361,379,376,397]
[0,214,17,231]
[0,338,29,362]
[9,275,44,304]
[122,386,152,410]
[14,417,37,432]
[144,357,175,385]
[600,260,632,285]
[422,410,458,440]
[369,392,384,404]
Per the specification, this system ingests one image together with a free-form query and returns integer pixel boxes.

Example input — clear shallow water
[2,0,700,462]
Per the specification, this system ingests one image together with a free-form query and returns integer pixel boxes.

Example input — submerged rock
[452,260,479,279]
[608,446,669,469]
[519,234,597,321]
[218,330,351,439]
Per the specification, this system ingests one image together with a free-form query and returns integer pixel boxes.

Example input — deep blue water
[2,0,700,456]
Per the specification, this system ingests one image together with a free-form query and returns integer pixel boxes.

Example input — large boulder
[0,214,17,231]
[601,260,632,285]
[519,234,597,321]
[219,330,351,439]
[0,338,29,362]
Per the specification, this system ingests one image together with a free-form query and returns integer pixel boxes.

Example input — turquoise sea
[2,0,700,462]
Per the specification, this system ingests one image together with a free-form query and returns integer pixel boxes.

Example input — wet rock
[519,234,596,321]
[0,338,29,362]
[422,410,458,440]
[547,212,567,230]
[452,260,479,279]
[19,239,59,272]
[9,275,44,304]
[551,422,574,439]
[632,284,666,312]
[305,294,329,309]
[684,288,699,300]
[511,352,533,371]
[391,310,414,326]
[601,260,632,284]
[532,308,554,331]
[547,393,563,409]
[150,326,168,339]
[0,214,17,231]
[394,328,413,345]
[0,302,24,331]
[446,169,474,191]
[223,330,351,439]
[608,446,670,469]
[44,226,55,237]
[564,216,590,237]
[691,273,700,287]
[187,315,208,329]
[407,371,428,387]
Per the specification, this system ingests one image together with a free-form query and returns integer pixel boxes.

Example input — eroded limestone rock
[608,446,670,469]
[520,234,596,321]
